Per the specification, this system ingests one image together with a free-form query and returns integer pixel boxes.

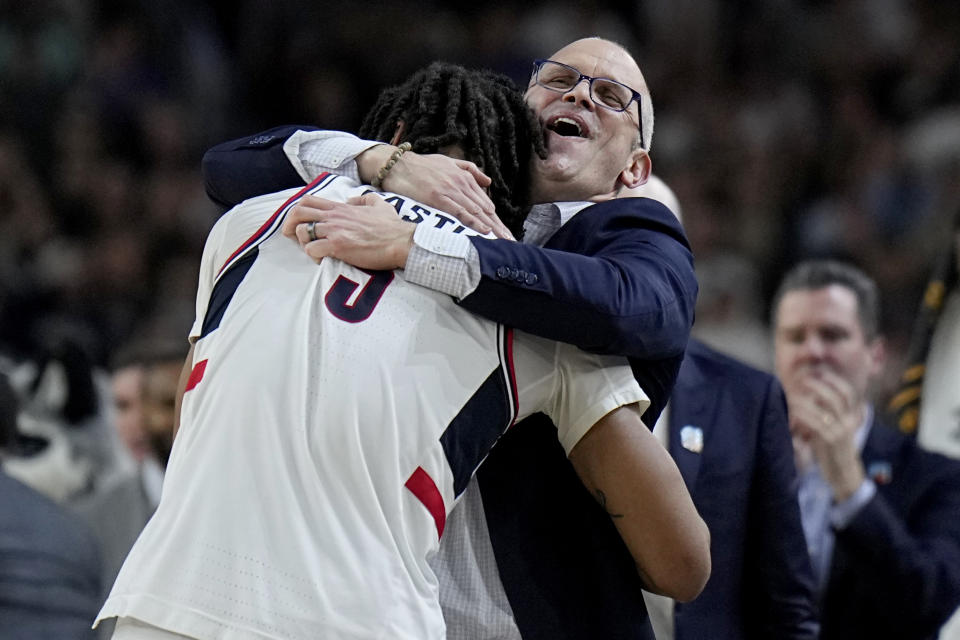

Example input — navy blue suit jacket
[202,127,698,639]
[821,419,960,640]
[669,340,819,639]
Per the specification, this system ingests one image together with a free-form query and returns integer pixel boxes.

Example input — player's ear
[619,149,651,190]
[389,120,407,146]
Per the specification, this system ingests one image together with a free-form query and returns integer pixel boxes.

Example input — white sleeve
[282,130,381,183]
[511,334,649,455]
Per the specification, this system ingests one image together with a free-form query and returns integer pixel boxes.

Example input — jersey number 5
[324,269,394,323]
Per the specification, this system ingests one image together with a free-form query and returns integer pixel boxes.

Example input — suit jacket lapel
[668,355,716,493]
[860,416,904,490]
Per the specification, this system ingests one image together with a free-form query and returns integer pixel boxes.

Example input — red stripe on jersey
[216,172,331,277]
[503,328,519,426]
[184,359,208,392]
[405,466,446,539]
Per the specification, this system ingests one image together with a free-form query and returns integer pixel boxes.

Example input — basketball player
[96,64,707,640]
[199,42,706,638]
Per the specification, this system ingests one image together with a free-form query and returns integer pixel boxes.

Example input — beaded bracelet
[372,142,412,190]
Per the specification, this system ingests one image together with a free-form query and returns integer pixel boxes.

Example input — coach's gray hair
[637,83,654,152]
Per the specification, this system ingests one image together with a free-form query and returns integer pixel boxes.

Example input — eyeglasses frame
[531,58,645,150]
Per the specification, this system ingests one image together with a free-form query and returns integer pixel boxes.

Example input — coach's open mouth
[545,114,589,138]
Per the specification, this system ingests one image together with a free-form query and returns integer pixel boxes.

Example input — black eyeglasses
[531,59,645,148]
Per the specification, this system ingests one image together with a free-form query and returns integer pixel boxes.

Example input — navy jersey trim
[199,248,259,339]
[439,326,517,497]
[215,171,334,279]
[198,172,338,340]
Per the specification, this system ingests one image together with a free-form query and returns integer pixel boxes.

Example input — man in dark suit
[200,39,700,639]
[773,259,960,640]
[0,371,103,639]
[646,338,819,639]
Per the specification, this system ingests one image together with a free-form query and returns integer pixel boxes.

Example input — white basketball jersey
[98,174,647,639]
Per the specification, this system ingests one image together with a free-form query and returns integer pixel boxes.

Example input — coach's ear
[619,149,651,190]
[389,120,407,146]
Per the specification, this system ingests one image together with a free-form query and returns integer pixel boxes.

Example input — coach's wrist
[392,223,416,269]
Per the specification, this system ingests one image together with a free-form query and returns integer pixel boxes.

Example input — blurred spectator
[691,253,773,370]
[1,340,126,505]
[1,0,959,387]
[0,370,102,639]
[140,344,187,467]
[106,346,151,467]
[773,259,960,640]
[72,339,186,639]
[0,6,958,635]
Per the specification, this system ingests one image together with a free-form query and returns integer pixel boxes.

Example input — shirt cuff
[831,478,877,530]
[282,130,382,183]
[404,225,481,300]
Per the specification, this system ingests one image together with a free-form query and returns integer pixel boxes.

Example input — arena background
[2,0,959,401]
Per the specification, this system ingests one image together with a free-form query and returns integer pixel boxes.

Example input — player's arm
[535,342,709,600]
[568,403,711,601]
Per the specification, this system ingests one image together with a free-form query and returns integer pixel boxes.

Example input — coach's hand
[284,194,415,269]
[356,145,513,240]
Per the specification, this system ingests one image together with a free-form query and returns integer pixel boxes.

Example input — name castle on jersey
[371,190,483,236]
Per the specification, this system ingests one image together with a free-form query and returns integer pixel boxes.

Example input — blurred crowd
[1,0,960,636]
[2,0,959,385]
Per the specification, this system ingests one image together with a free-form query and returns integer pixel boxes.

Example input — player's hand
[282,194,415,270]
[357,145,513,240]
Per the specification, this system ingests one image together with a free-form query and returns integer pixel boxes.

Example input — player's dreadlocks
[358,62,546,236]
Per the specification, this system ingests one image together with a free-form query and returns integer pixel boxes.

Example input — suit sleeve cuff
[282,130,381,183]
[404,225,481,300]
[831,478,877,530]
